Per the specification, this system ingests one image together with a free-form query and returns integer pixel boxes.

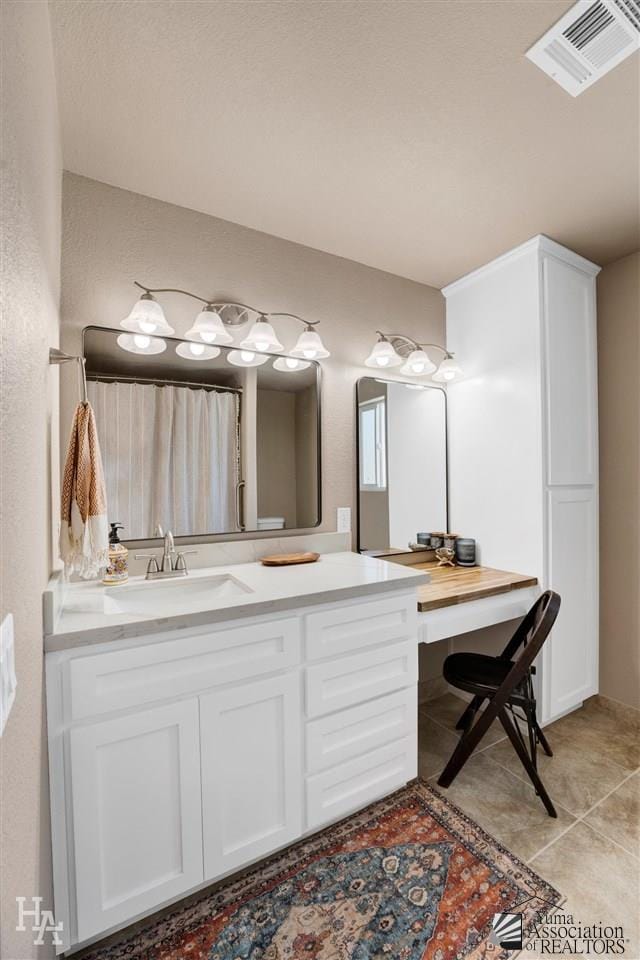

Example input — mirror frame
[81,324,323,546]
[355,376,449,555]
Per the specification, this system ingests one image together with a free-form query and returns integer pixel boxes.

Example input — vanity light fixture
[240,316,284,353]
[364,336,403,368]
[175,342,221,361]
[227,349,269,367]
[290,327,330,361]
[120,293,175,337]
[117,333,167,355]
[365,331,463,382]
[273,357,311,372]
[185,305,234,345]
[432,356,463,382]
[119,282,330,365]
[400,349,436,377]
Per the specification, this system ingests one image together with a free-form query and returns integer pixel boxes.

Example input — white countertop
[44,551,428,652]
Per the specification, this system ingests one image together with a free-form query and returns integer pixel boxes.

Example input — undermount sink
[103,573,253,618]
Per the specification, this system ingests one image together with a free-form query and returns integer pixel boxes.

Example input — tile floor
[420,693,640,959]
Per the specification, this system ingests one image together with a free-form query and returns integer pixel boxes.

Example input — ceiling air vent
[526,0,640,95]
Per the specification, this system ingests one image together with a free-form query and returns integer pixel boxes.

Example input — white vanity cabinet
[69,700,204,942]
[46,588,418,952]
[444,235,600,724]
[200,672,303,880]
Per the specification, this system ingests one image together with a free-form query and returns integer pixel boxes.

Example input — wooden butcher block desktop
[410,562,538,612]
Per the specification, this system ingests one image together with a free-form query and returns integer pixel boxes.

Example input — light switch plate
[0,613,17,736]
[337,507,351,533]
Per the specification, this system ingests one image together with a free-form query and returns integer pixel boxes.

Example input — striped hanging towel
[59,401,109,579]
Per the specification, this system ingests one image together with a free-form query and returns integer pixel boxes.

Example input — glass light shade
[185,308,234,345]
[400,349,436,377]
[273,357,311,372]
[290,328,329,360]
[117,333,167,355]
[432,357,463,382]
[176,342,221,361]
[364,339,402,368]
[227,349,269,367]
[121,296,174,336]
[240,318,283,353]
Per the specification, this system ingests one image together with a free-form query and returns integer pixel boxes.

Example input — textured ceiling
[49,0,640,287]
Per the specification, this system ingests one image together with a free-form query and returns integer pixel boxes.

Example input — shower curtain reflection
[88,380,239,538]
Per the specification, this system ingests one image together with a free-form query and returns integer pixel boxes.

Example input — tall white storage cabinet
[444,236,600,724]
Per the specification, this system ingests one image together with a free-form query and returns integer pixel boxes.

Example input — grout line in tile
[527,766,640,866]
[419,705,509,751]
[482,740,632,818]
[579,818,640,863]
[526,817,584,865]
[575,766,639,821]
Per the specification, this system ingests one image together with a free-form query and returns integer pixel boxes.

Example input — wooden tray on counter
[260,552,320,566]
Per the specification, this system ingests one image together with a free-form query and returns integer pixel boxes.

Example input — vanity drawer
[68,618,301,720]
[305,592,417,661]
[306,687,416,774]
[305,639,417,719]
[306,735,417,831]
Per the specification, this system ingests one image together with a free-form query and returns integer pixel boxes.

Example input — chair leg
[455,695,484,731]
[535,721,553,757]
[498,709,557,818]
[438,697,500,788]
[525,703,538,772]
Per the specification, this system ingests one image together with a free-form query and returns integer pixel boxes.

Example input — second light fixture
[364,332,462,381]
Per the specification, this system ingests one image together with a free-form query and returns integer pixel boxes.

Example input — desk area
[413,563,538,612]
[391,560,540,645]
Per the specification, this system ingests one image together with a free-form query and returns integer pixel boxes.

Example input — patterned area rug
[82,782,560,960]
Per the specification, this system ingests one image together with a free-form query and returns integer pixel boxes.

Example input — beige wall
[60,173,445,540]
[597,251,640,710]
[0,2,61,957]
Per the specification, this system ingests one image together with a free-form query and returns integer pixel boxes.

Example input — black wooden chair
[437,590,561,817]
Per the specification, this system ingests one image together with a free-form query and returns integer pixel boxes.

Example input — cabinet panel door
[544,488,598,721]
[201,673,302,881]
[543,256,597,485]
[70,700,203,942]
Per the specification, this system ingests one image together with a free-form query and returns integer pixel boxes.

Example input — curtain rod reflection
[85,373,243,394]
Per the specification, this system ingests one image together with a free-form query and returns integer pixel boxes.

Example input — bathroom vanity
[44,548,427,952]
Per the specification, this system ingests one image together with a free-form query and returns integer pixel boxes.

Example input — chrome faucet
[161,529,175,572]
[136,527,197,580]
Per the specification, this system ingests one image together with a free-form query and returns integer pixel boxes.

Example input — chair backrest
[500,590,561,667]
[491,591,560,711]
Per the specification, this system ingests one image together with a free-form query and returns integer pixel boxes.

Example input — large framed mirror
[82,326,321,542]
[356,377,447,554]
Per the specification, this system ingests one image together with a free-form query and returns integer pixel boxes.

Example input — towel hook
[49,347,88,405]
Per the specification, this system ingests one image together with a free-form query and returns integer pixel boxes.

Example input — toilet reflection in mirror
[356,377,447,554]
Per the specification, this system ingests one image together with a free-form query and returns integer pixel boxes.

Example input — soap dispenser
[103,523,129,585]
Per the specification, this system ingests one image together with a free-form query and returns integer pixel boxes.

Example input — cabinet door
[543,255,598,486]
[70,699,203,942]
[201,673,302,880]
[543,488,598,721]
